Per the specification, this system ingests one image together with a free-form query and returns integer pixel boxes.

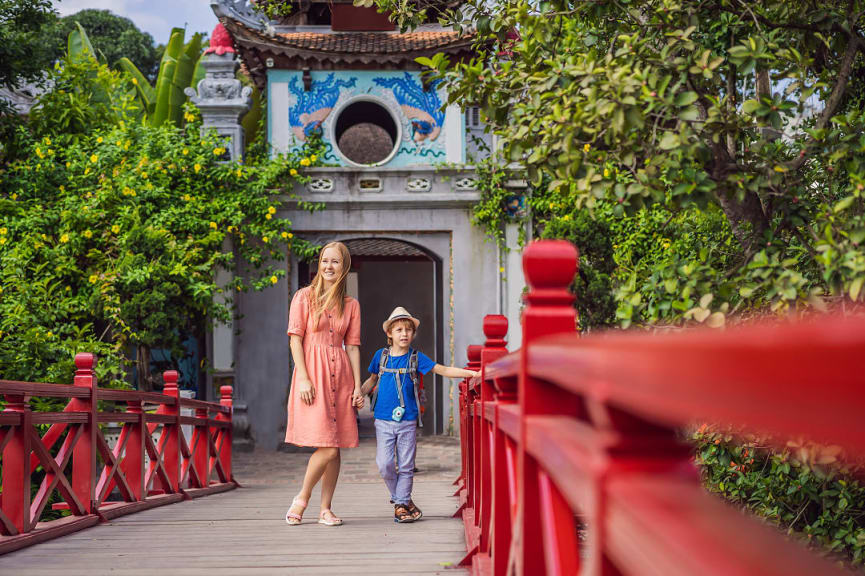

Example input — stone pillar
[186,23,254,450]
[184,23,251,163]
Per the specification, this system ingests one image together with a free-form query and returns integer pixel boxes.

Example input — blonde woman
[285,242,363,526]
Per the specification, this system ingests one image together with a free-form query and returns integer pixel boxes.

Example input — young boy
[361,307,479,523]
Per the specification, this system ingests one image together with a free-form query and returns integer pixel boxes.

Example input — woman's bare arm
[289,335,309,379]
[346,345,362,390]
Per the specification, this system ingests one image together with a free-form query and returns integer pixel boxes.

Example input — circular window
[333,99,400,166]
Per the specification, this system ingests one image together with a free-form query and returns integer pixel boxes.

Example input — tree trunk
[136,344,153,392]
[715,189,769,253]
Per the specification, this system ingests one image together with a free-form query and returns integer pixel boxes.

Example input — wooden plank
[98,494,185,520]
[182,482,237,499]
[0,515,99,555]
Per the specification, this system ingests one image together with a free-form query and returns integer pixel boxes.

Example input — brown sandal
[406,500,423,521]
[394,503,414,523]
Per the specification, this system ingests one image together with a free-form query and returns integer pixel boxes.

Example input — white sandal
[285,496,308,525]
[318,509,343,526]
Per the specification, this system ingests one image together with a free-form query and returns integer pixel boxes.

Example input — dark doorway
[298,238,444,433]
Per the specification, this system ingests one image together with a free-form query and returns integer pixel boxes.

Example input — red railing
[0,353,237,554]
[455,239,865,576]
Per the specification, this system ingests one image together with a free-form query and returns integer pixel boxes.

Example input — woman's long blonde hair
[308,241,352,327]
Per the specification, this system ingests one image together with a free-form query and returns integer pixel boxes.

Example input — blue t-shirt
[369,348,436,422]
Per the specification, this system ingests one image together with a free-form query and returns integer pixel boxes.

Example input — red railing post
[122,399,145,501]
[159,371,181,492]
[70,353,98,514]
[518,241,580,575]
[1,393,32,534]
[479,315,508,555]
[460,345,482,497]
[217,386,233,483]
[193,407,210,487]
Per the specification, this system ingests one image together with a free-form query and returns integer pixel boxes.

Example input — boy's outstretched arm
[432,364,479,379]
[361,373,378,396]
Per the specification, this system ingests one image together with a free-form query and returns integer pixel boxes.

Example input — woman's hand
[352,386,364,409]
[296,376,315,405]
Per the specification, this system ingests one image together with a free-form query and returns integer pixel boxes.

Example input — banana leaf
[168,33,203,126]
[117,57,156,116]
[67,22,95,61]
[151,28,185,127]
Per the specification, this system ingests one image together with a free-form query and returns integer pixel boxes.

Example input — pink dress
[285,287,361,448]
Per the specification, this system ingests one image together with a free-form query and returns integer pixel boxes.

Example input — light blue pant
[374,419,417,505]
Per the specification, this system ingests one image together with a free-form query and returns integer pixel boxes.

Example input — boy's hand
[352,387,364,409]
[469,370,480,379]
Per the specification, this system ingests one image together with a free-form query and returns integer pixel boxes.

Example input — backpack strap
[409,350,423,429]
[370,348,390,411]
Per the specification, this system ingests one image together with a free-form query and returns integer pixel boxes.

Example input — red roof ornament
[206,23,236,55]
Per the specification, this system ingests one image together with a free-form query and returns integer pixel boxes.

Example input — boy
[361,307,479,523]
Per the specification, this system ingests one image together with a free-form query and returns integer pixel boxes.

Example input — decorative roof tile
[273,30,470,54]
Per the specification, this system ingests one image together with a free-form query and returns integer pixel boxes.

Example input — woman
[284,241,363,526]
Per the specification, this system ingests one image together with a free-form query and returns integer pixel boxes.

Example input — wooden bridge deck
[0,433,467,575]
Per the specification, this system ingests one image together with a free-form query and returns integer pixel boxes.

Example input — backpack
[370,348,425,428]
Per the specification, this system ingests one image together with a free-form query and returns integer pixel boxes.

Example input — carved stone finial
[206,23,235,55]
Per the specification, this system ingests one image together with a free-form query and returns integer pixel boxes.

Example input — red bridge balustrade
[455,239,865,576]
[0,353,237,554]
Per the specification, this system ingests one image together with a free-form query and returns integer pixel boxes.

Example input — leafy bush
[0,47,320,390]
[695,426,865,566]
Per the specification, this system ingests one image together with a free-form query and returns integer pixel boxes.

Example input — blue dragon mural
[374,73,445,143]
[288,74,357,142]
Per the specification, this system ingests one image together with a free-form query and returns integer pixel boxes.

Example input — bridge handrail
[454,239,861,576]
[0,353,236,555]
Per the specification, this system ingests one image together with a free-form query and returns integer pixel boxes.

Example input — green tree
[0,0,56,90]
[0,37,322,391]
[402,0,865,324]
[46,9,161,80]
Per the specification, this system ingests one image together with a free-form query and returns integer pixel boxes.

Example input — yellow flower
[132,77,138,85]
[561,214,571,221]
[213,147,225,156]
[111,224,120,234]
[227,225,236,233]
[299,158,311,167]
[583,143,591,153]
[184,112,195,122]
[603,168,610,178]
[209,222,217,230]
[0,238,6,245]
[262,236,269,243]
[287,232,294,239]
[499,266,505,273]
[124,140,130,150]
[236,168,242,178]
[310,155,317,162]
[265,213,272,220]
[0,227,6,235]
[183,194,191,201]
[65,286,71,291]
[281,231,289,239]
[66,161,71,168]
[11,193,17,200]
[96,136,103,143]
[83,230,92,239]
[90,154,98,163]
[41,234,47,240]
[60,233,69,243]
[194,163,202,173]
[289,168,298,176]
[267,206,276,215]
[270,275,278,285]
[46,331,53,338]
[44,137,51,145]
[36,147,45,159]
[182,148,189,156]
[141,172,148,179]
[89,274,99,284]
